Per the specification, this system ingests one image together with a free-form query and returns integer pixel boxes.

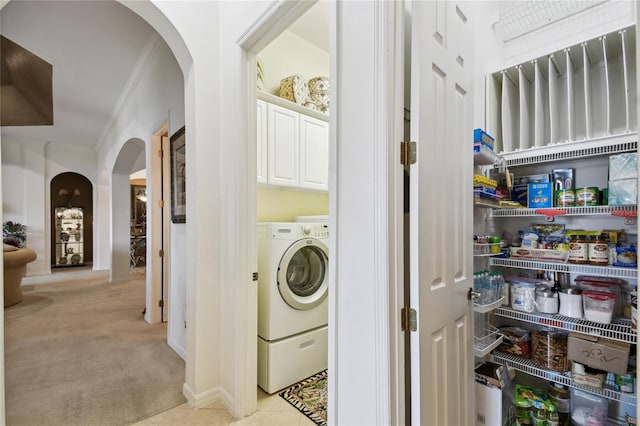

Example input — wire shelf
[490,258,638,280]
[497,135,636,167]
[497,1,609,42]
[490,205,637,218]
[490,351,637,405]
[495,307,636,344]
[474,324,504,358]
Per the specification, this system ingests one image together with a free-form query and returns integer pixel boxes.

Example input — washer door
[277,238,328,310]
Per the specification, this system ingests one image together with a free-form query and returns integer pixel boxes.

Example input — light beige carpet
[4,268,186,426]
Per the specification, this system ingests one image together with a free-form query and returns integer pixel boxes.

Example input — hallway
[4,268,185,425]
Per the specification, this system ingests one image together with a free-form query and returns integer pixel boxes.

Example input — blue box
[528,182,553,208]
[474,129,495,150]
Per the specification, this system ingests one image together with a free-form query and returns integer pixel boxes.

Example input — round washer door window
[277,238,328,310]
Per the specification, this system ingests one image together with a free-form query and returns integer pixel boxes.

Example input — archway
[50,172,93,268]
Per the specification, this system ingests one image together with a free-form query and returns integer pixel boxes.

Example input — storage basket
[279,74,309,105]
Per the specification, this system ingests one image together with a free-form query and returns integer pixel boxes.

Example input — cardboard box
[528,182,553,208]
[571,361,605,389]
[512,174,550,206]
[475,362,514,426]
[567,332,630,376]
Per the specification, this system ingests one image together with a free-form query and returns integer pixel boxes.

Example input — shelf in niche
[495,306,636,344]
[489,351,637,406]
[489,257,637,280]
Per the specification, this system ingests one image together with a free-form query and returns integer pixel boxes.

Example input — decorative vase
[59,256,67,265]
[60,232,70,242]
[71,253,81,265]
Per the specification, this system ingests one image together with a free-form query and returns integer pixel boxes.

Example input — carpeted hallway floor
[4,267,186,426]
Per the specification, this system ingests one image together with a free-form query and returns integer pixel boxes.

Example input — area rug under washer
[279,369,327,426]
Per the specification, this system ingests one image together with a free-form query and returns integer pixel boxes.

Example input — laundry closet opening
[252,0,331,410]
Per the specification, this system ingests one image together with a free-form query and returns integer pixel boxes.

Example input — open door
[408,1,475,424]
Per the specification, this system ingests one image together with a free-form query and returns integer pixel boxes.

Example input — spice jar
[588,234,609,265]
[559,287,583,318]
[536,285,559,314]
[568,234,588,264]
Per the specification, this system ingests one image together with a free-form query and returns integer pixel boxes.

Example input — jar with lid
[535,285,559,314]
[568,234,588,264]
[548,382,570,425]
[559,287,583,318]
[588,234,609,265]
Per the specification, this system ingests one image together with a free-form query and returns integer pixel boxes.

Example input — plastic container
[531,329,568,372]
[535,286,559,314]
[582,291,616,324]
[559,287,583,318]
[574,275,624,315]
[570,388,608,426]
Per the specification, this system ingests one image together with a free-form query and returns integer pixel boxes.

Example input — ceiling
[0,1,158,150]
[0,0,330,153]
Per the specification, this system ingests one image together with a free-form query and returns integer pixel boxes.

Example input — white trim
[182,383,230,410]
[95,34,162,154]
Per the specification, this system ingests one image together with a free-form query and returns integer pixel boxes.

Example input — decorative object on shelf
[308,76,329,114]
[58,256,67,265]
[66,247,74,255]
[170,126,186,223]
[256,57,265,91]
[60,231,70,242]
[279,74,308,105]
[70,253,81,265]
[3,221,26,248]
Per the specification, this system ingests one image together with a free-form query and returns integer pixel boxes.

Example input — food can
[576,187,599,206]
[555,189,575,207]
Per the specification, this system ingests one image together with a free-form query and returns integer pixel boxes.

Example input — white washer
[257,222,329,394]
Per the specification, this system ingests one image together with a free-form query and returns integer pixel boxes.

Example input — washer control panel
[301,224,329,239]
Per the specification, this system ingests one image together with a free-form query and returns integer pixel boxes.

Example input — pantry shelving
[489,351,637,406]
[494,306,636,343]
[490,257,638,280]
[490,205,637,218]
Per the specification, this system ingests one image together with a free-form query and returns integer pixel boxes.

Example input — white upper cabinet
[258,94,329,191]
[267,103,300,187]
[299,114,329,191]
[256,99,267,184]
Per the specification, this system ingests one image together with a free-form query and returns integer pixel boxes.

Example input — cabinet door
[299,114,329,191]
[267,103,299,187]
[256,100,267,184]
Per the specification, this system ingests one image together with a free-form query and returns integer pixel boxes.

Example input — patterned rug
[279,370,327,425]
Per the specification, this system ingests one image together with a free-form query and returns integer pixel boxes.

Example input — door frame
[147,122,170,325]
[237,1,405,423]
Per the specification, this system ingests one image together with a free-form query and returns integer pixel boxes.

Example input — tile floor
[134,388,317,426]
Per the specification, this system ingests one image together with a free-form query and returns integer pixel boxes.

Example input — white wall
[258,29,329,96]
[1,138,98,275]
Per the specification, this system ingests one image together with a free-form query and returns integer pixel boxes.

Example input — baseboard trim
[167,336,186,361]
[183,383,233,412]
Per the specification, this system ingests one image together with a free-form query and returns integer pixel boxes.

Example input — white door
[409,1,474,424]
[267,103,299,187]
[299,114,329,191]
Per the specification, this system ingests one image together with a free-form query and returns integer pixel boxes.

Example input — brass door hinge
[252,272,259,281]
[158,149,163,158]
[400,141,416,166]
[158,299,164,308]
[158,249,164,257]
[158,200,164,208]
[401,307,417,332]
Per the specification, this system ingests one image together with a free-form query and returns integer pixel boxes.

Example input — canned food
[555,189,575,207]
[576,187,599,206]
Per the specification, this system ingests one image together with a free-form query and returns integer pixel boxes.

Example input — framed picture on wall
[170,126,186,223]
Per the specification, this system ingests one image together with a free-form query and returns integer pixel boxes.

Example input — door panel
[409,1,474,424]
